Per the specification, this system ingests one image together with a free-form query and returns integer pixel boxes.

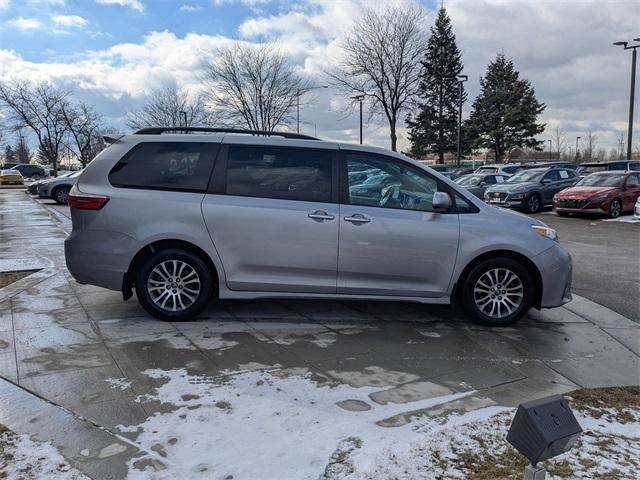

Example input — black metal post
[627,48,636,160]
[359,99,363,144]
[575,136,581,161]
[296,88,300,134]
[457,82,462,167]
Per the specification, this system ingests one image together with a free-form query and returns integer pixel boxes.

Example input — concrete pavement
[1,189,639,478]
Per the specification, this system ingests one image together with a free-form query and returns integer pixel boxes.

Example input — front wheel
[608,198,621,218]
[462,257,533,326]
[135,249,214,321]
[525,193,541,214]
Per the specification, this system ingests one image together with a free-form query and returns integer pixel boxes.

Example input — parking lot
[0,189,638,478]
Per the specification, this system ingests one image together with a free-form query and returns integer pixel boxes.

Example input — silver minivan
[65,128,572,326]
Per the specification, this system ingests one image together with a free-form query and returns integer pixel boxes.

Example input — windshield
[506,169,545,183]
[577,174,624,187]
[70,170,83,178]
[456,175,483,187]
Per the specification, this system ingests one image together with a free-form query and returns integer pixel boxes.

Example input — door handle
[308,210,335,221]
[344,214,371,224]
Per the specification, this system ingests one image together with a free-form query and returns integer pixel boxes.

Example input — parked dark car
[553,171,640,218]
[522,161,579,170]
[455,173,508,199]
[484,167,578,213]
[579,160,640,174]
[10,164,47,179]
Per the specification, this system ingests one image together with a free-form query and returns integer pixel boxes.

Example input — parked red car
[553,170,640,218]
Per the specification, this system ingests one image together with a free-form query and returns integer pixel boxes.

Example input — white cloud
[6,17,43,31]
[95,0,144,12]
[0,0,9,10]
[51,14,87,27]
[179,4,203,12]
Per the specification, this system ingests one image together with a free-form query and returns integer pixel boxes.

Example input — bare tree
[61,102,104,166]
[615,131,625,159]
[0,81,69,174]
[583,130,597,161]
[551,126,567,158]
[328,4,427,151]
[203,42,308,132]
[127,85,214,130]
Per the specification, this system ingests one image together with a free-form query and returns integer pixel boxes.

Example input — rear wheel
[135,248,214,321]
[52,186,70,205]
[608,198,622,218]
[525,193,541,214]
[462,257,533,326]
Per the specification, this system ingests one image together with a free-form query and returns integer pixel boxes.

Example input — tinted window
[629,162,640,171]
[543,170,560,182]
[347,154,440,212]
[484,176,496,185]
[226,146,332,202]
[608,162,627,170]
[626,174,639,187]
[454,192,478,213]
[503,166,521,174]
[109,142,217,192]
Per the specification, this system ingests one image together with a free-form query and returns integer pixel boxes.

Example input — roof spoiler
[103,134,125,144]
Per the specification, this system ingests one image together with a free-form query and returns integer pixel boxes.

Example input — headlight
[531,225,558,241]
[587,195,607,204]
[510,193,525,200]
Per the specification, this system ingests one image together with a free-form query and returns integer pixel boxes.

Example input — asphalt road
[35,197,639,321]
[531,211,639,321]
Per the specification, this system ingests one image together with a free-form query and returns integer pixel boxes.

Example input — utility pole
[613,39,639,160]
[456,75,468,167]
[351,94,365,144]
[575,136,581,162]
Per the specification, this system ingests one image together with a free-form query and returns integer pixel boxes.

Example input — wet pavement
[1,189,639,478]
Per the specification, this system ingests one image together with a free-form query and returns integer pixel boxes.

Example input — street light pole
[297,85,328,134]
[547,139,552,161]
[351,94,365,144]
[456,75,468,167]
[180,111,187,133]
[613,39,640,160]
[575,136,581,162]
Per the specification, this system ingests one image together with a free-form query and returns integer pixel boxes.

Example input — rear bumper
[65,229,141,291]
[532,243,572,308]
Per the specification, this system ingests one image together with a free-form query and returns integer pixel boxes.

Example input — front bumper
[485,192,529,208]
[532,243,572,308]
[554,206,606,214]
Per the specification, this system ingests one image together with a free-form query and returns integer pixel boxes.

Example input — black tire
[461,257,534,326]
[52,186,70,205]
[135,248,214,321]
[525,193,541,214]
[608,198,622,219]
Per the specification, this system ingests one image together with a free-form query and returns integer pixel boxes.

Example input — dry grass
[0,270,36,289]
[568,387,640,424]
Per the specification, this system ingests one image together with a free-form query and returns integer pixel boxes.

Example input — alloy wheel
[473,268,524,319]
[147,260,201,312]
[609,199,621,218]
[528,195,540,213]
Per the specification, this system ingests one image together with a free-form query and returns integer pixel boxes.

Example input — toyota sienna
[64,128,572,326]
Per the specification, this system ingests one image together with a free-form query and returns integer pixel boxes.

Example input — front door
[622,173,640,210]
[202,144,339,293]
[541,169,576,204]
[338,152,459,297]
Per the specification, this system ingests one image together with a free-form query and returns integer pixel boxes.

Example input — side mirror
[479,181,487,187]
[432,191,452,213]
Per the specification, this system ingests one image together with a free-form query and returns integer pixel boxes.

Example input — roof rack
[133,127,319,141]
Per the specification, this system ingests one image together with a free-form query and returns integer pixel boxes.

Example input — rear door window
[109,142,218,192]
[225,146,332,203]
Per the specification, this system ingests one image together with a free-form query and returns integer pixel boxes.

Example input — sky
[0,0,639,155]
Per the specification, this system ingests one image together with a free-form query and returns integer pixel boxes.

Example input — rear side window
[109,142,218,192]
[225,146,332,203]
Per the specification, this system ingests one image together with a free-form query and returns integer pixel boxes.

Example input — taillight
[68,192,109,210]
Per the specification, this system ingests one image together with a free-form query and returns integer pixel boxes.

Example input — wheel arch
[123,239,219,300]
[451,249,543,310]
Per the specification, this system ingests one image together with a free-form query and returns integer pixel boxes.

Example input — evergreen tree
[466,54,545,161]
[3,145,16,165]
[406,8,465,162]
